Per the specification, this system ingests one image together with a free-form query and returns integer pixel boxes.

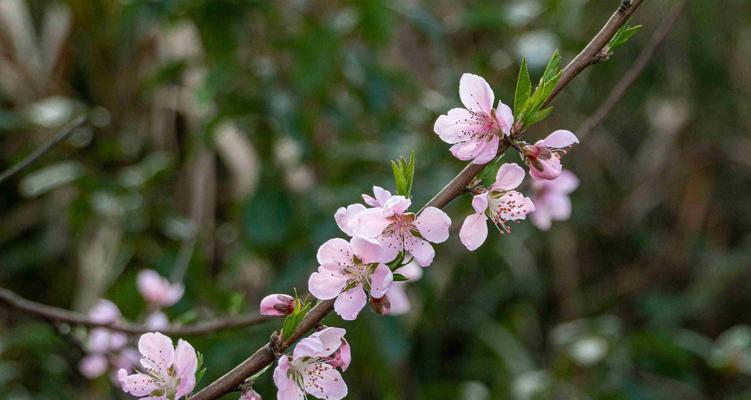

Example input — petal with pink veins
[471,136,500,165]
[460,213,489,251]
[334,284,368,321]
[415,207,451,243]
[433,108,485,144]
[459,73,495,114]
[370,263,394,298]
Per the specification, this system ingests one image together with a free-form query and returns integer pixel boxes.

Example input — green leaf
[393,273,409,282]
[523,107,554,129]
[195,368,207,385]
[477,154,505,186]
[196,351,204,371]
[390,150,415,197]
[281,294,312,341]
[540,49,560,86]
[387,251,405,270]
[513,58,532,119]
[607,23,642,52]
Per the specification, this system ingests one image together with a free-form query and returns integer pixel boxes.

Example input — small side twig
[0,115,87,185]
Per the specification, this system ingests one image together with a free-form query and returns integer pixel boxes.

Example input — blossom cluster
[110,72,580,400]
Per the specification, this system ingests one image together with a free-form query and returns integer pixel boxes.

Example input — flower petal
[528,156,562,180]
[472,192,489,214]
[175,339,198,399]
[405,236,436,267]
[334,284,367,321]
[309,327,347,358]
[394,261,423,282]
[460,213,489,251]
[369,263,393,298]
[350,236,383,264]
[531,205,553,231]
[119,372,161,396]
[378,233,402,263]
[383,195,411,215]
[459,73,494,114]
[79,354,108,379]
[302,362,348,400]
[308,268,348,300]
[138,332,174,376]
[471,135,500,164]
[415,207,451,243]
[492,163,525,191]
[352,208,392,238]
[385,285,411,315]
[433,108,486,144]
[541,129,579,149]
[496,100,514,135]
[316,238,353,271]
[334,203,366,236]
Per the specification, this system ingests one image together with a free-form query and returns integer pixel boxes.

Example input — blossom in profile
[137,270,184,308]
[460,163,535,250]
[530,170,579,230]
[522,130,579,180]
[118,332,198,400]
[308,237,393,320]
[259,294,296,317]
[433,73,514,164]
[273,327,349,400]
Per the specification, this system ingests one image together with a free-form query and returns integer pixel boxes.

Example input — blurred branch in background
[191,2,649,399]
[0,287,270,336]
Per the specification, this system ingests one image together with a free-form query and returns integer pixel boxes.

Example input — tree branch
[0,287,270,336]
[0,115,87,185]
[191,2,649,399]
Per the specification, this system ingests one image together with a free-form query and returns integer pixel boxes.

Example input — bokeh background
[2,0,751,399]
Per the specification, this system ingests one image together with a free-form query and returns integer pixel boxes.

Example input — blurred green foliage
[2,0,751,399]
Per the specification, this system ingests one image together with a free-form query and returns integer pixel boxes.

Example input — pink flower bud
[259,294,295,316]
[137,270,184,308]
[240,389,262,400]
[369,295,391,316]
[79,354,108,379]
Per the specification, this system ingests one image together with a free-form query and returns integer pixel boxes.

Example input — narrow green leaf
[390,160,407,196]
[513,58,532,119]
[195,368,207,385]
[405,150,415,198]
[523,107,554,129]
[393,273,409,282]
[540,49,561,85]
[607,23,642,51]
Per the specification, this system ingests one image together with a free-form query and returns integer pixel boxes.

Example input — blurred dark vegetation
[1,0,751,399]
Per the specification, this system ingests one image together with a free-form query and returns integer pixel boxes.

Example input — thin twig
[191,2,648,399]
[0,287,270,336]
[577,0,686,140]
[0,115,87,185]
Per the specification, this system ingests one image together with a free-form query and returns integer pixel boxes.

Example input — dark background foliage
[1,0,751,399]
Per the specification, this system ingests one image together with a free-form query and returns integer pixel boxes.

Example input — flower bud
[369,295,391,316]
[523,144,562,180]
[260,294,296,316]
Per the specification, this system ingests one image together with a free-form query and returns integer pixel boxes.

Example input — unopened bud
[260,294,295,317]
[369,295,391,316]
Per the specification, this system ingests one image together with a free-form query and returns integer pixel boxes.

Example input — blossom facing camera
[434,73,514,164]
[522,130,579,180]
[259,294,296,317]
[137,270,184,308]
[308,237,393,320]
[530,170,579,230]
[118,332,198,400]
[273,327,349,400]
[460,163,535,250]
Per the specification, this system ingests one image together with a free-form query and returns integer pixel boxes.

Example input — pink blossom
[118,332,198,400]
[530,170,579,230]
[79,354,109,379]
[522,130,579,180]
[86,300,128,354]
[386,261,423,316]
[434,73,514,164]
[308,237,393,320]
[459,163,535,250]
[137,270,184,308]
[89,299,122,324]
[240,388,263,400]
[145,311,170,330]
[273,327,348,400]
[260,294,296,317]
[342,186,451,267]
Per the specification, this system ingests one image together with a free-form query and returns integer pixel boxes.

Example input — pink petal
[492,163,525,191]
[405,236,436,267]
[308,268,348,300]
[260,294,295,316]
[546,193,572,220]
[316,238,353,271]
[174,339,198,399]
[335,339,352,371]
[292,336,324,360]
[385,285,411,315]
[373,186,392,206]
[459,73,495,114]
[496,191,535,221]
[433,108,485,144]
[552,170,580,193]
[87,328,114,353]
[302,327,347,359]
[450,139,485,161]
[137,270,183,307]
[394,261,423,282]
[496,100,514,135]
[334,203,365,236]
[369,263,393,298]
[541,129,579,149]
[415,207,451,243]
[302,362,348,400]
[383,195,411,215]
[530,205,552,231]
[352,208,392,238]
[145,312,169,330]
[528,157,562,180]
[274,357,305,400]
[79,354,108,379]
[120,372,161,396]
[471,192,489,214]
[137,332,174,375]
[350,236,383,264]
[378,233,402,263]
[471,136,500,164]
[334,284,367,321]
[460,213,489,251]
[89,299,121,324]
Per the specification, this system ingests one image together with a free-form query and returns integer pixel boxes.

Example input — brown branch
[577,0,686,140]
[191,2,649,399]
[0,287,270,336]
[0,115,87,185]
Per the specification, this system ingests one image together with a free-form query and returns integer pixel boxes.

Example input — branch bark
[0,287,270,335]
[191,2,648,399]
